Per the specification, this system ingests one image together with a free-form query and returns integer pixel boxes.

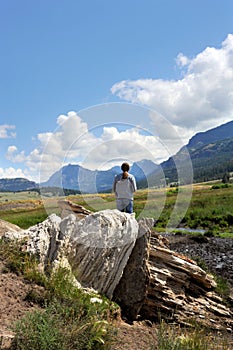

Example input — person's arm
[112,175,117,194]
[129,175,137,192]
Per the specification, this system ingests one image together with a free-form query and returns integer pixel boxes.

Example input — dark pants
[121,200,133,214]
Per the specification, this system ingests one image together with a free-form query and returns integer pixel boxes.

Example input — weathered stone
[3,209,139,299]
[140,231,233,329]
[113,218,153,320]
[58,199,92,220]
[169,234,233,286]
[68,209,139,298]
[0,219,21,238]
[3,214,69,272]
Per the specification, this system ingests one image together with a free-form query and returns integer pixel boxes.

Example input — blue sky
[1,0,233,182]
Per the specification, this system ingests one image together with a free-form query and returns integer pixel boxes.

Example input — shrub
[11,307,64,350]
[10,265,118,350]
[0,239,47,285]
[211,183,229,189]
[215,275,231,302]
[11,300,114,350]
[153,320,231,350]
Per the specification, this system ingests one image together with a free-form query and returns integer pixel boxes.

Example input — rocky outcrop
[3,214,69,272]
[58,200,92,220]
[141,232,232,329]
[0,219,21,238]
[68,209,139,298]
[113,219,152,321]
[2,209,232,330]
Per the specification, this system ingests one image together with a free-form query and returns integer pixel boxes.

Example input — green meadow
[1,182,233,235]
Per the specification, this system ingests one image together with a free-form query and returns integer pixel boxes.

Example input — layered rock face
[58,200,92,220]
[142,232,231,328]
[2,207,233,330]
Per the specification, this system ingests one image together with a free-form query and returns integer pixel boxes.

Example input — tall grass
[0,204,60,228]
[153,320,231,350]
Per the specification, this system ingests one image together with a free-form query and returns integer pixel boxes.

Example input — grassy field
[0,191,60,228]
[60,183,233,234]
[1,182,233,234]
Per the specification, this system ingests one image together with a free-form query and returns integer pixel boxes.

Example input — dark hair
[121,162,130,172]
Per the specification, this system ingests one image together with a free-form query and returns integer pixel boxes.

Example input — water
[169,227,206,234]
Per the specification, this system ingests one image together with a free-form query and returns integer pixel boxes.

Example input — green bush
[9,265,118,350]
[11,300,114,350]
[12,307,64,350]
[211,183,229,189]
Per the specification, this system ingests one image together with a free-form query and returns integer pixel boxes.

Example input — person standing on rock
[113,162,137,214]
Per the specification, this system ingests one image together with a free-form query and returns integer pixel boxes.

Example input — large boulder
[67,209,139,298]
[3,210,139,299]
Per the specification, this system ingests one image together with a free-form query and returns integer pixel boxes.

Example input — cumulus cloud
[6,111,172,182]
[111,34,233,141]
[0,167,28,179]
[6,146,26,163]
[4,112,98,181]
[39,113,170,180]
[0,124,16,138]
[81,126,170,170]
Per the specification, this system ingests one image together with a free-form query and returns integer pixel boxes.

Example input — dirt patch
[110,320,157,350]
[0,261,43,335]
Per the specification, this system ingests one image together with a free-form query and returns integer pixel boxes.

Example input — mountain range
[1,120,233,192]
[0,178,38,192]
[41,159,159,193]
[159,120,233,184]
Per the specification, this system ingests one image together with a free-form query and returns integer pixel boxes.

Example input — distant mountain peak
[188,120,233,149]
[0,178,38,192]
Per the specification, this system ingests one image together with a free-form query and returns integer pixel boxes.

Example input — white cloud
[111,34,233,141]
[7,145,18,154]
[4,112,96,182]
[6,146,26,163]
[176,53,190,67]
[0,124,16,138]
[81,126,170,170]
[0,167,28,179]
[5,111,172,182]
